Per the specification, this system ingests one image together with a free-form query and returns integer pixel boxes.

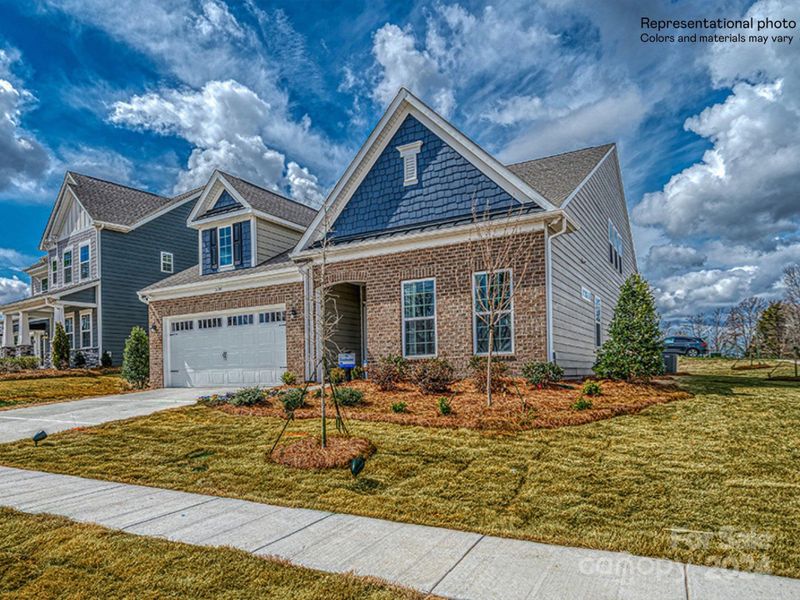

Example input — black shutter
[233,222,243,267]
[209,228,218,270]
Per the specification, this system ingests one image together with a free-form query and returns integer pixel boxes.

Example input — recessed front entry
[165,307,287,387]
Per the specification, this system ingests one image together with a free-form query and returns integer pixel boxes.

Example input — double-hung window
[80,311,92,348]
[79,243,90,280]
[51,258,58,287]
[401,278,437,357]
[218,226,233,268]
[41,277,48,293]
[64,316,74,349]
[160,251,174,273]
[473,270,514,355]
[63,249,73,285]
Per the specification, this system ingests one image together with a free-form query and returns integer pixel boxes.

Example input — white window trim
[218,225,234,270]
[397,140,423,186]
[472,269,516,356]
[62,246,74,285]
[64,315,75,349]
[79,309,93,349]
[160,251,174,273]
[40,276,48,293]
[50,256,59,289]
[400,277,438,359]
[78,241,91,281]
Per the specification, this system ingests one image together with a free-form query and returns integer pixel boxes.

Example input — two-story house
[140,88,636,387]
[0,172,201,366]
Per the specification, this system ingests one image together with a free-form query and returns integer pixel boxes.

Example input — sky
[0,0,797,323]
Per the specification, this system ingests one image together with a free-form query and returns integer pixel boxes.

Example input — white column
[53,304,65,328]
[1,313,12,347]
[17,312,29,346]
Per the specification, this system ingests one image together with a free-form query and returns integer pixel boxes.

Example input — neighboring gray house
[0,172,201,366]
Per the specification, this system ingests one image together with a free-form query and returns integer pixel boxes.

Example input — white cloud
[286,161,325,208]
[481,95,545,126]
[0,276,29,305]
[0,247,37,271]
[0,48,50,193]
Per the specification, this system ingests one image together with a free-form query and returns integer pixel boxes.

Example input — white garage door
[166,307,287,387]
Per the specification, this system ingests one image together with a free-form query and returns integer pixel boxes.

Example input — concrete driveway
[0,387,230,444]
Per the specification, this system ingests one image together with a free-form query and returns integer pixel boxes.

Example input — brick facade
[147,281,305,388]
[318,230,547,376]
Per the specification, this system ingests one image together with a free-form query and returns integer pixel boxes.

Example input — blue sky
[0,0,797,321]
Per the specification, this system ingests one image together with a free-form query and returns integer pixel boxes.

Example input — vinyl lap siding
[100,200,197,364]
[325,283,363,366]
[550,150,637,377]
[256,219,302,262]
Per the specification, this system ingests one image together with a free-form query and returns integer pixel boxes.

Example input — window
[227,314,254,327]
[581,287,592,302]
[51,257,58,287]
[401,278,437,357]
[594,296,602,347]
[41,277,48,293]
[80,311,92,348]
[79,243,90,280]
[218,226,233,268]
[259,311,286,324]
[198,317,222,329]
[473,270,515,355]
[160,251,174,273]
[64,316,74,349]
[63,249,73,284]
[608,220,623,274]
[171,320,194,332]
[397,141,423,186]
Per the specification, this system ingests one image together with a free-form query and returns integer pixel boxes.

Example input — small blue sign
[338,352,356,369]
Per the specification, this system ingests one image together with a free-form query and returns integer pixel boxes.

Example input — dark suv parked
[663,336,708,357]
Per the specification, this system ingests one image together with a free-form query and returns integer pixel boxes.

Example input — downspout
[545,215,568,363]
[302,262,314,381]
[95,224,103,358]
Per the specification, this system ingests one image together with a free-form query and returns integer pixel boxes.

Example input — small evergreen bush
[229,386,265,406]
[328,367,346,384]
[522,361,564,388]
[572,397,593,411]
[412,358,454,394]
[437,396,452,416]
[391,401,407,413]
[73,351,86,368]
[122,326,149,388]
[0,356,39,373]
[582,381,602,397]
[332,386,363,406]
[351,365,365,380]
[468,355,509,392]
[281,371,297,385]
[279,387,306,411]
[370,354,408,391]
[100,351,113,368]
[52,323,70,370]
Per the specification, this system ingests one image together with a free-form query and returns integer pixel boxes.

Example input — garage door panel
[167,309,287,388]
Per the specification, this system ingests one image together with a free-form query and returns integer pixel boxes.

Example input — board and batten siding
[550,148,637,377]
[256,218,303,262]
[100,199,198,364]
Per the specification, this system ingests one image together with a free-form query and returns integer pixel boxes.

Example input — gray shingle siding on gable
[331,115,524,241]
[201,220,251,275]
[100,199,197,364]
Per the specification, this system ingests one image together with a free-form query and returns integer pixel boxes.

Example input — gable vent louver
[397,141,423,186]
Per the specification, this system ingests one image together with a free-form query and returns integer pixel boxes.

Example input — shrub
[229,386,265,406]
[0,356,39,373]
[391,401,408,414]
[522,361,564,388]
[73,351,86,368]
[582,381,602,397]
[437,396,452,416]
[328,367,346,384]
[281,371,297,386]
[412,358,455,394]
[122,326,149,388]
[332,386,363,406]
[52,323,70,370]
[370,354,408,391]
[279,387,306,412]
[572,397,593,411]
[197,392,234,406]
[594,273,664,380]
[100,351,113,368]
[351,365,365,380]
[468,356,509,393]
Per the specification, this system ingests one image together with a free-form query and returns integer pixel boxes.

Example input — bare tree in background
[726,297,767,363]
[470,201,536,406]
[708,308,727,355]
[688,313,708,341]
[784,265,800,359]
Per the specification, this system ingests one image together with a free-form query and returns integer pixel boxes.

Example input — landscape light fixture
[33,430,47,446]
[350,456,365,478]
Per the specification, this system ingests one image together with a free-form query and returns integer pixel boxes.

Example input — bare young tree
[726,297,767,363]
[708,307,727,355]
[688,313,708,341]
[784,265,800,359]
[470,201,537,406]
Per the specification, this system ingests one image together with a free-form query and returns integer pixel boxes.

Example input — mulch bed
[731,364,772,371]
[271,435,375,469]
[0,368,120,381]
[219,378,691,432]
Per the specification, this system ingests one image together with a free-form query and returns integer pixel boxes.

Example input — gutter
[545,214,569,363]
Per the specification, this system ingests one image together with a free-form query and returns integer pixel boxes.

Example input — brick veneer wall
[147,281,304,388]
[318,230,547,376]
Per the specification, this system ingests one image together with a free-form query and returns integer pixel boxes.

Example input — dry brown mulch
[220,378,691,432]
[731,364,772,371]
[271,435,375,469]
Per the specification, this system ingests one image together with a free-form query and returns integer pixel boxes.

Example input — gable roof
[505,144,615,207]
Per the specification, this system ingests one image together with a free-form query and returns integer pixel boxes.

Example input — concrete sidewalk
[1,466,798,599]
[0,387,229,443]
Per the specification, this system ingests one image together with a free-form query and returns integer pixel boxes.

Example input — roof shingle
[219,172,317,227]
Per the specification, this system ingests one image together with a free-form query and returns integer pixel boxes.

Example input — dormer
[187,171,317,276]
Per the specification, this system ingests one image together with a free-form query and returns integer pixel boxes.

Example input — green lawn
[0,359,798,577]
[0,508,420,599]
[0,374,129,410]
